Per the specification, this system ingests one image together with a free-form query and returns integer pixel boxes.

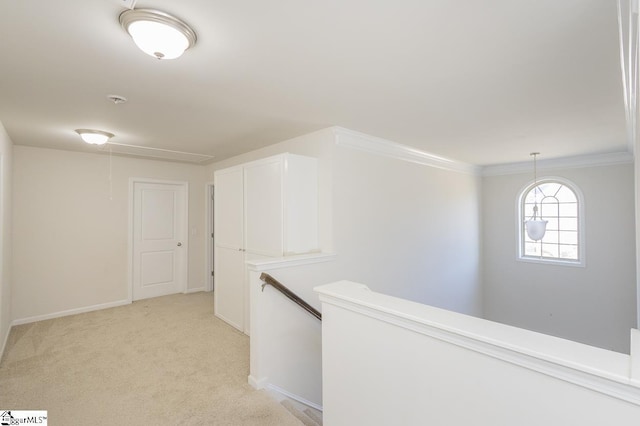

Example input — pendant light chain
[531,152,540,220]
[525,152,547,242]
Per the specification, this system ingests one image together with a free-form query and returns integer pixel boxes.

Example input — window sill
[518,255,585,268]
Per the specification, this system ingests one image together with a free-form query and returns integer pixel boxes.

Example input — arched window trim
[516,176,586,267]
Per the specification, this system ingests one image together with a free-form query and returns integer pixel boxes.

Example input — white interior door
[132,181,187,301]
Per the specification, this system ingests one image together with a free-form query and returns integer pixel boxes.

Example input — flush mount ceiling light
[119,9,197,60]
[75,129,114,145]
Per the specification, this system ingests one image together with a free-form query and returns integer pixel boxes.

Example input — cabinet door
[214,167,244,250]
[214,246,245,331]
[284,154,319,254]
[244,158,284,256]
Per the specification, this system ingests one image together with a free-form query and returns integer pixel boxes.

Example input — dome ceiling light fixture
[119,8,197,60]
[75,129,114,145]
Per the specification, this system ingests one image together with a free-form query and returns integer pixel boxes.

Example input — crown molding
[481,151,634,176]
[332,127,480,175]
[329,127,633,176]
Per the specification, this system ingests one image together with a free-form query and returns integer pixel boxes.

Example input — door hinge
[211,271,215,277]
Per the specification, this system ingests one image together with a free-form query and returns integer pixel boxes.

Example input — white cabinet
[213,246,245,330]
[214,166,244,250]
[214,153,318,333]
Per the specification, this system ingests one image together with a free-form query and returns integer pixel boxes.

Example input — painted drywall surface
[247,260,339,407]
[12,146,208,321]
[319,283,640,426]
[636,145,640,328]
[210,128,483,316]
[482,163,636,353]
[218,129,483,406]
[0,122,13,355]
[332,146,483,315]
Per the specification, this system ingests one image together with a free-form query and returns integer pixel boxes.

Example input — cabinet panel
[244,158,284,256]
[214,246,245,331]
[215,167,244,250]
[284,155,318,254]
[213,153,319,334]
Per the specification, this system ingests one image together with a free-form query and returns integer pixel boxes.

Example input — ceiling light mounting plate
[107,94,127,104]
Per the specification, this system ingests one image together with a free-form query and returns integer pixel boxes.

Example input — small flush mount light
[75,129,114,145]
[119,9,197,60]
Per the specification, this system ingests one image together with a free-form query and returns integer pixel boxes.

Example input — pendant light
[525,152,548,241]
[119,9,197,60]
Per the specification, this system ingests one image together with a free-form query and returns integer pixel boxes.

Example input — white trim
[266,383,324,412]
[205,181,214,292]
[516,176,586,267]
[483,151,634,176]
[128,179,134,303]
[316,281,640,406]
[635,133,640,329]
[0,323,10,362]
[184,287,206,294]
[246,252,337,272]
[12,299,131,326]
[0,153,5,361]
[332,127,480,175]
[632,329,640,385]
[248,374,268,390]
[128,178,190,302]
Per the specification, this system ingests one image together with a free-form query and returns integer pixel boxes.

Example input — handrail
[260,272,322,321]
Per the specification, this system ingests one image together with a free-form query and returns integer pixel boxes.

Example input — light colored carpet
[0,292,304,426]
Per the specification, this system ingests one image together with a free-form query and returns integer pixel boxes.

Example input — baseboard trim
[184,287,206,294]
[248,375,268,390]
[0,323,11,362]
[12,299,131,326]
[267,383,323,412]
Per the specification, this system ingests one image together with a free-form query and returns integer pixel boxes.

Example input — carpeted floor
[0,292,304,425]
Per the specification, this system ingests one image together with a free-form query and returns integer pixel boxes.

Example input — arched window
[518,178,584,265]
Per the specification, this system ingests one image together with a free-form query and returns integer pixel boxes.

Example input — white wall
[0,122,13,356]
[483,163,637,353]
[218,128,482,407]
[12,146,208,322]
[317,280,640,426]
[211,127,483,316]
[247,255,337,408]
[332,145,482,315]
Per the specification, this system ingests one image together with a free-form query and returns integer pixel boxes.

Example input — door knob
[177,242,182,247]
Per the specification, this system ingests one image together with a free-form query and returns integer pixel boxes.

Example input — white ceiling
[0,0,629,166]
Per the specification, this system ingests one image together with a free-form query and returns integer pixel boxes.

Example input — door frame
[205,181,214,292]
[128,177,190,303]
